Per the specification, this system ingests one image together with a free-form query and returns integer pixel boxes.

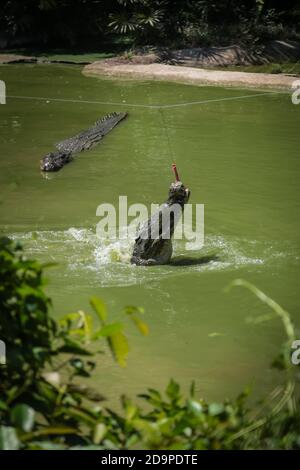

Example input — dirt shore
[0,54,36,64]
[83,62,295,89]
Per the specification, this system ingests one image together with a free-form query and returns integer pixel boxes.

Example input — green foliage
[0,1,299,49]
[0,238,299,450]
[210,62,300,75]
[0,237,147,449]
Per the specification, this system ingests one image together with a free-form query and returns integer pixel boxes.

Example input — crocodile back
[55,112,127,154]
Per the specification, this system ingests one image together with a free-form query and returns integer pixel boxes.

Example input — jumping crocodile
[40,112,127,172]
[131,180,190,266]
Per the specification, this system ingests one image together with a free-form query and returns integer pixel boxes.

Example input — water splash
[8,228,294,287]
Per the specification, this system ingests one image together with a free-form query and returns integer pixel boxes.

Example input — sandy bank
[83,62,295,90]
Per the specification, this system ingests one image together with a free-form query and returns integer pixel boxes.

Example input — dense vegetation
[1,0,299,50]
[0,237,299,450]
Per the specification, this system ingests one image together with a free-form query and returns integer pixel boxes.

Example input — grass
[0,49,116,64]
[1,48,299,74]
[209,62,300,75]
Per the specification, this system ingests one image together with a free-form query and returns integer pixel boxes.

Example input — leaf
[124,306,145,316]
[187,399,203,417]
[0,426,20,450]
[0,401,8,412]
[166,379,180,401]
[22,426,77,442]
[124,306,148,336]
[108,331,129,367]
[11,404,35,432]
[37,380,57,403]
[130,316,149,336]
[208,403,225,416]
[93,423,107,444]
[75,310,94,340]
[90,297,107,324]
[138,389,162,407]
[94,322,124,338]
[190,381,196,398]
[58,338,93,356]
[58,408,97,426]
[27,441,66,450]
[60,312,82,326]
[60,311,94,341]
[42,372,61,388]
[121,395,138,421]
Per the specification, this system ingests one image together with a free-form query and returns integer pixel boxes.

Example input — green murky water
[0,64,299,404]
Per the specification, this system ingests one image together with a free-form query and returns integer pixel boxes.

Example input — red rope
[172,163,180,182]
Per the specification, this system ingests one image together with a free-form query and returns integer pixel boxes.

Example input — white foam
[8,228,293,286]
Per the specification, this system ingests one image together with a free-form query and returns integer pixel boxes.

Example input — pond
[0,64,299,405]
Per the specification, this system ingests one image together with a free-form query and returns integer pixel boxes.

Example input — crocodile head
[167,181,190,207]
[40,151,73,172]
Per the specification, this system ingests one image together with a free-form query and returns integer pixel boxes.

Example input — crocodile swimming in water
[40,112,127,172]
[131,180,190,266]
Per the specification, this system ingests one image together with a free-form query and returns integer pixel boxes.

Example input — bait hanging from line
[158,108,182,183]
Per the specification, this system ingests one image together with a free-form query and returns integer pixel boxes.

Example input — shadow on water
[170,254,219,267]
